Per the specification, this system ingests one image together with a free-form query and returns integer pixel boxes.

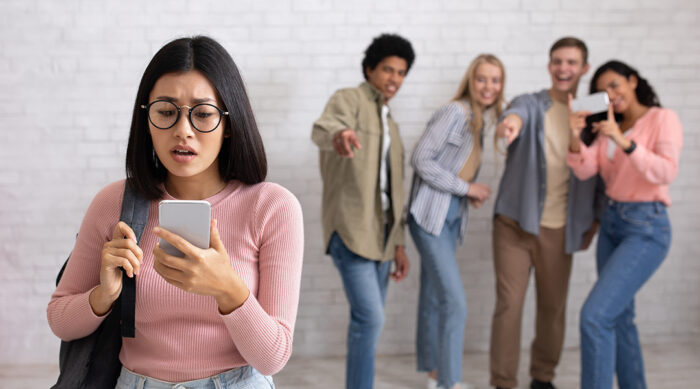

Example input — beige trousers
[489,215,573,389]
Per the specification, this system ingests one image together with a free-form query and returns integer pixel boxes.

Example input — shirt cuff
[457,180,470,197]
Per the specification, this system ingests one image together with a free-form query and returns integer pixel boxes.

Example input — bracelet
[623,140,636,154]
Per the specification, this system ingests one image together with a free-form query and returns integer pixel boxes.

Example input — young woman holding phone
[567,60,683,389]
[47,36,304,389]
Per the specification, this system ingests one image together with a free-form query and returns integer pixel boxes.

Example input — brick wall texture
[1,0,699,364]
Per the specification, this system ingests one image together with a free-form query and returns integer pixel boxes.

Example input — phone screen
[572,92,609,114]
[158,200,211,257]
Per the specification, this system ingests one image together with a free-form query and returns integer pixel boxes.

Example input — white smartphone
[572,91,610,114]
[158,200,211,257]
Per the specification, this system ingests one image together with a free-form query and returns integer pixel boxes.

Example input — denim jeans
[580,201,671,389]
[329,232,391,389]
[409,195,466,389]
[115,365,274,389]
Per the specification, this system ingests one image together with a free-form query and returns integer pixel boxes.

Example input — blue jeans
[115,366,274,389]
[410,195,466,389]
[580,201,671,389]
[329,232,391,389]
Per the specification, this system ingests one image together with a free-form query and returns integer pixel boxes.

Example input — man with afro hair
[312,33,415,389]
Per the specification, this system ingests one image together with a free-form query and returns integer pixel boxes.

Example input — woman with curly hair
[567,60,683,389]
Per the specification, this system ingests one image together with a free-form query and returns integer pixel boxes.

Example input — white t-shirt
[380,104,391,211]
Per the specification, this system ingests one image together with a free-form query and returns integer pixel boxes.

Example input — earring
[152,149,159,169]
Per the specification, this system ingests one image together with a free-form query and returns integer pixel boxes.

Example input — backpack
[52,181,149,389]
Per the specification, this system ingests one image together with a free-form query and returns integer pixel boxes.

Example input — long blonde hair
[452,54,506,135]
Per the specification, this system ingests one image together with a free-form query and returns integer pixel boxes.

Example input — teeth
[174,150,193,155]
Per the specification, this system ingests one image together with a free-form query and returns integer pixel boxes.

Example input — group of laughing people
[312,34,683,389]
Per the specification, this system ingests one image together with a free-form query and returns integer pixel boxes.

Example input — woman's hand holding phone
[153,219,250,315]
[568,94,591,153]
[89,221,143,316]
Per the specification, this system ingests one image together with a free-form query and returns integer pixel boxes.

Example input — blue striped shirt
[409,101,487,239]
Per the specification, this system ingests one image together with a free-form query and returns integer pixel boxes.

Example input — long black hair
[125,36,267,200]
[590,60,661,108]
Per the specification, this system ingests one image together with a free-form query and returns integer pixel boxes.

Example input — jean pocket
[619,203,665,226]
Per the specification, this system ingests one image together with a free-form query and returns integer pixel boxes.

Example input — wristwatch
[623,140,636,154]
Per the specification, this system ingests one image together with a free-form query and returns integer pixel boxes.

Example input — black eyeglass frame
[140,99,230,133]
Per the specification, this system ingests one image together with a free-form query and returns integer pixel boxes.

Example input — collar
[360,81,386,105]
[537,89,553,111]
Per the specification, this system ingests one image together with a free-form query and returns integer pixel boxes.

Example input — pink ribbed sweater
[566,107,683,206]
[47,179,304,381]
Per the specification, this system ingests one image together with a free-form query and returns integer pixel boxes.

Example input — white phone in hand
[572,91,610,114]
[158,200,211,257]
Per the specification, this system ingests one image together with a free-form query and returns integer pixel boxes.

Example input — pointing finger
[350,133,362,150]
[341,136,353,155]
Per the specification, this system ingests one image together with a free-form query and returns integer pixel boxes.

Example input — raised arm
[566,94,601,180]
[497,93,534,143]
[311,89,360,151]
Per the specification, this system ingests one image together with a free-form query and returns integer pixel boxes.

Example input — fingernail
[153,227,160,234]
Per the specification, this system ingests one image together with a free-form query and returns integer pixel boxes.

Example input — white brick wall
[1,0,698,364]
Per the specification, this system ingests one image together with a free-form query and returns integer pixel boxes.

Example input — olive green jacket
[311,82,406,261]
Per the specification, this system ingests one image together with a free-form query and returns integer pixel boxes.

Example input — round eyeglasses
[141,100,229,133]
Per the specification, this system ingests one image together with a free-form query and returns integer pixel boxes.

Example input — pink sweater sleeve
[627,109,683,185]
[567,139,601,180]
[47,181,123,340]
[220,185,304,375]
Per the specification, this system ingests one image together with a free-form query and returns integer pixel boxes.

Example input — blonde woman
[408,54,505,389]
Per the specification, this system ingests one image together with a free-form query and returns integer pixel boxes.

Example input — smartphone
[572,91,610,114]
[158,200,211,257]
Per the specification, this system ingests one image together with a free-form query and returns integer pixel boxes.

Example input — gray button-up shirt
[494,89,605,254]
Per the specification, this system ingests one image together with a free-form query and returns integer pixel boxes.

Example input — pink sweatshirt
[47,179,304,381]
[566,107,683,206]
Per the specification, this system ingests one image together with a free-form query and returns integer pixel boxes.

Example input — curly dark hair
[590,60,661,108]
[361,33,415,80]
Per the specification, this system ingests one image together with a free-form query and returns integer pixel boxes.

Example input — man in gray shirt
[489,37,603,389]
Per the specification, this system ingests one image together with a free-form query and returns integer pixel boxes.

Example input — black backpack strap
[119,181,150,338]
